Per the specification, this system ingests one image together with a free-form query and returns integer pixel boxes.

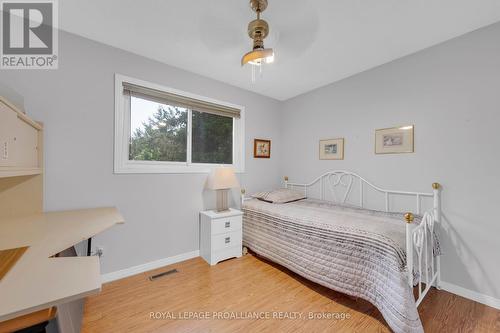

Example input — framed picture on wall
[319,138,344,160]
[375,125,414,154]
[254,139,271,158]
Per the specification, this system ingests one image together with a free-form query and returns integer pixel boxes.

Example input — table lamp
[206,167,240,212]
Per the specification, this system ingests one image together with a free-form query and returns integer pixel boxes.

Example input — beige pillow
[252,188,306,204]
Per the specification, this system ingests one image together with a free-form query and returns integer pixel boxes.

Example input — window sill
[114,162,243,174]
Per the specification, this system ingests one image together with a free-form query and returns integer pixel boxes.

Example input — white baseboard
[441,281,500,310]
[101,250,200,283]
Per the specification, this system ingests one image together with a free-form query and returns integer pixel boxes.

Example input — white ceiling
[59,0,500,101]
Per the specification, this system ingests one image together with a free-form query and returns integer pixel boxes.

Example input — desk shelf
[0,168,42,178]
[0,207,125,321]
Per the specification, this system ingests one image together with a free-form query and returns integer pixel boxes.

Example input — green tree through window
[129,101,233,164]
[192,110,233,164]
[129,104,187,162]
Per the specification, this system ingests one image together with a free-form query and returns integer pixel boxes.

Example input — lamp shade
[206,167,240,190]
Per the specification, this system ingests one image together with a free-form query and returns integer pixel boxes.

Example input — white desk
[0,207,124,321]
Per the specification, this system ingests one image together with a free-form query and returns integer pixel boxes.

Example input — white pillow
[252,188,306,204]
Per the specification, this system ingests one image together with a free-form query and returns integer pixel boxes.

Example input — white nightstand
[200,208,243,265]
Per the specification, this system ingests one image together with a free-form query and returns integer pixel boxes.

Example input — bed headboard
[284,170,439,216]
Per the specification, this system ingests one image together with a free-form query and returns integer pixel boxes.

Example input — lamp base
[216,189,230,212]
[216,189,229,213]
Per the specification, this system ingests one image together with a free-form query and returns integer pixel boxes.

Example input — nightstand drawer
[212,231,242,251]
[212,246,241,264]
[211,216,242,235]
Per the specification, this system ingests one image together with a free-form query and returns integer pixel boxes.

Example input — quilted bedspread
[242,198,427,333]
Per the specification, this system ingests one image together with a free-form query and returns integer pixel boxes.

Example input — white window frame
[114,74,245,174]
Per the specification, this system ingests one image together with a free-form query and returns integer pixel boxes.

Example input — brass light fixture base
[249,0,268,13]
[248,19,269,40]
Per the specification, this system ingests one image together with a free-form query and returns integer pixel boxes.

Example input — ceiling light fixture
[241,0,274,82]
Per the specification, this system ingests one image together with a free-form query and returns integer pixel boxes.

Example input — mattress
[242,198,428,333]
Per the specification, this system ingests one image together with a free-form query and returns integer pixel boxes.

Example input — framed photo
[254,139,271,158]
[319,138,344,160]
[375,125,414,154]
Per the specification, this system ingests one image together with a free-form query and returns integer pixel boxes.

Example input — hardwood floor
[82,255,500,333]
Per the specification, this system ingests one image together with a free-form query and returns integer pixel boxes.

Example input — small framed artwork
[375,125,414,154]
[319,138,344,160]
[254,139,271,158]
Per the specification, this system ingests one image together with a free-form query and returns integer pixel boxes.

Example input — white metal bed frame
[242,170,441,307]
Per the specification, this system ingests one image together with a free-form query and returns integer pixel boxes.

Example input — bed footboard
[404,183,441,306]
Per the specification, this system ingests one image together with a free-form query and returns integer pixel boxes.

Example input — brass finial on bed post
[404,212,414,224]
[284,176,289,181]
[432,183,441,190]
[241,188,246,195]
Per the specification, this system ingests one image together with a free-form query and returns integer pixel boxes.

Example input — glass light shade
[264,53,274,64]
[241,48,274,66]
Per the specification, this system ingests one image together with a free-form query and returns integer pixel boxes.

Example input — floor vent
[149,269,178,281]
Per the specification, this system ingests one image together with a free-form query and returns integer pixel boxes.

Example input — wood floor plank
[0,246,28,281]
[82,255,500,333]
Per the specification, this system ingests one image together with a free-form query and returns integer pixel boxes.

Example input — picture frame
[375,125,414,154]
[254,139,271,158]
[319,138,344,160]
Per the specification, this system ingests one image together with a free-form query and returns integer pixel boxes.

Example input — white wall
[280,22,500,300]
[0,31,282,274]
[2,22,499,303]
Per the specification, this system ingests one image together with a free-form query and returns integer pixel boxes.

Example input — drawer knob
[225,237,231,244]
[225,221,231,228]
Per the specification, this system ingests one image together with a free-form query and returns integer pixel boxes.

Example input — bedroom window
[114,74,245,173]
